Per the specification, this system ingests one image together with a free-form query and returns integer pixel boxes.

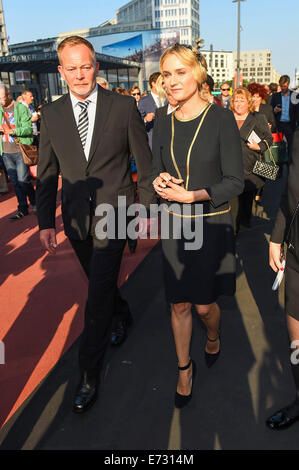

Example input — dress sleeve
[255,113,273,153]
[152,117,166,182]
[271,129,299,243]
[204,109,244,208]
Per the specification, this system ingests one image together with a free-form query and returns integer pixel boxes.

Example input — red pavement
[0,182,158,428]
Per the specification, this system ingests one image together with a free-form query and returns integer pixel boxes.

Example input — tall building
[114,0,200,45]
[234,50,280,85]
[59,0,200,50]
[201,48,234,85]
[0,0,9,56]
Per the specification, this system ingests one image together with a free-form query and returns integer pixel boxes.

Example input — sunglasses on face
[221,88,230,91]
[132,92,140,96]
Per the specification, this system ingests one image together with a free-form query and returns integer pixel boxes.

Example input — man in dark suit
[271,75,299,160]
[36,36,156,413]
[138,72,165,149]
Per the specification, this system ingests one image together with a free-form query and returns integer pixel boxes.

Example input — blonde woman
[152,44,244,408]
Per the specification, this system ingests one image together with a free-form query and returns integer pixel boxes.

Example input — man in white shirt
[36,36,156,415]
[138,72,165,149]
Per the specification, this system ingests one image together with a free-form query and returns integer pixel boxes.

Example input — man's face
[23,92,34,105]
[0,89,11,107]
[280,81,289,94]
[221,84,230,97]
[58,44,99,100]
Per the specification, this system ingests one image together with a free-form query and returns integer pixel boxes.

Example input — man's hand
[40,228,57,254]
[269,241,284,273]
[144,112,155,123]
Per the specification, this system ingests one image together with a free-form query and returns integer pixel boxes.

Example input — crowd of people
[1,35,299,433]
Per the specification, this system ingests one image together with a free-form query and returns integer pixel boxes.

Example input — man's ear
[58,65,65,80]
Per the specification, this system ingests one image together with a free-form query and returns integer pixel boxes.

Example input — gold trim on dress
[164,206,231,218]
[170,104,211,191]
[174,105,210,122]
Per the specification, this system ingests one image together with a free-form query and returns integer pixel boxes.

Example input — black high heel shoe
[205,333,220,368]
[175,359,196,409]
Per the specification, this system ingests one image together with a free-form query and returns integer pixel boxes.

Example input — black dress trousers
[69,234,128,374]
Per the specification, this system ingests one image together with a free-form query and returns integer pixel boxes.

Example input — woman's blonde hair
[230,88,255,113]
[159,44,207,87]
[155,74,167,102]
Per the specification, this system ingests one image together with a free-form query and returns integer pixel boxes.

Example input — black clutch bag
[285,202,299,260]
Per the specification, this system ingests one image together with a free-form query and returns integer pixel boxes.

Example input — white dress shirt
[70,84,98,160]
[151,91,164,108]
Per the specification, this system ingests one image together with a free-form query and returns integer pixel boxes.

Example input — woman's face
[251,93,262,108]
[233,95,249,115]
[161,53,199,103]
[131,88,141,102]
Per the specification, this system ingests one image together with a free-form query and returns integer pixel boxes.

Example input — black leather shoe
[73,371,98,414]
[175,359,196,409]
[266,402,299,430]
[111,315,133,346]
[9,210,28,220]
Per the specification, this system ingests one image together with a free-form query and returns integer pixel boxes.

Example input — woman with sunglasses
[152,44,244,408]
[129,86,141,106]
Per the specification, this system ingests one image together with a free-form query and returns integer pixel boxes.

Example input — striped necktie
[77,100,90,149]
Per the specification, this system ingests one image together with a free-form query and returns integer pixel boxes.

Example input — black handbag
[285,201,299,260]
[253,139,279,181]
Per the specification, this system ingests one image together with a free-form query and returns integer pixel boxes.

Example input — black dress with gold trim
[152,104,244,304]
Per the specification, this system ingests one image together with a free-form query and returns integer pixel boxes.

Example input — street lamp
[233,0,246,88]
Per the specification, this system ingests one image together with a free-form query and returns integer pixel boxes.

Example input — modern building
[200,48,280,87]
[0,37,141,104]
[58,0,200,88]
[0,0,8,56]
[201,48,234,86]
[234,50,280,85]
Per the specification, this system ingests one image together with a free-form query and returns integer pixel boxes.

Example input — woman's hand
[155,179,194,203]
[247,141,261,151]
[153,173,183,194]
[269,241,284,273]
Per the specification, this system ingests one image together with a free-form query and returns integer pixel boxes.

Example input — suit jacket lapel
[87,87,113,167]
[60,94,87,166]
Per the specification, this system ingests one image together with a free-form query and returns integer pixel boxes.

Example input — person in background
[219,82,231,109]
[266,83,278,105]
[271,75,299,161]
[247,82,276,131]
[230,88,273,233]
[201,75,222,106]
[0,84,36,220]
[267,128,299,430]
[155,87,178,118]
[96,76,109,90]
[138,72,165,149]
[129,85,141,106]
[21,90,40,146]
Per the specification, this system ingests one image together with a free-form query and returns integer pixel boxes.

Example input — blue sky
[3,0,299,83]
